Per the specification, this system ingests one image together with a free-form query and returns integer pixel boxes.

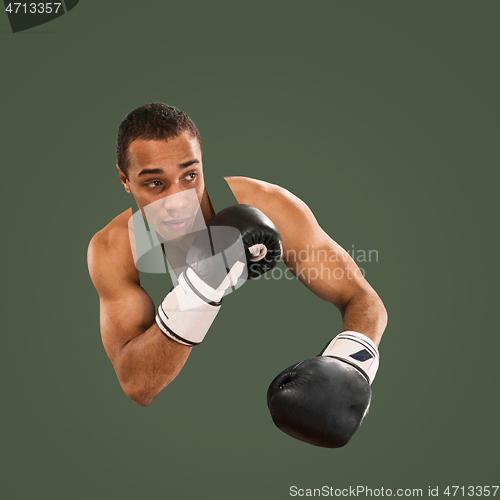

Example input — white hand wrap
[321,331,380,384]
[156,268,224,346]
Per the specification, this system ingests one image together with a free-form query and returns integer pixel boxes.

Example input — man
[88,103,387,447]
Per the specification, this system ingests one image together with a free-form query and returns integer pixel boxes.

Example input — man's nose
[162,187,189,213]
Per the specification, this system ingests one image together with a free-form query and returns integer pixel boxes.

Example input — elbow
[114,353,166,407]
[369,290,388,338]
[121,381,159,407]
[129,391,155,407]
[366,288,387,324]
[375,293,388,327]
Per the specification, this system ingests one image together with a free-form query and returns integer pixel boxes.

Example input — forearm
[115,324,192,406]
[340,290,387,346]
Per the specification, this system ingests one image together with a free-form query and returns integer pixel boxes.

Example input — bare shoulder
[225,176,299,205]
[87,209,139,297]
[88,209,134,264]
[224,176,322,245]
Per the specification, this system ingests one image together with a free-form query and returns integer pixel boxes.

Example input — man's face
[119,132,205,239]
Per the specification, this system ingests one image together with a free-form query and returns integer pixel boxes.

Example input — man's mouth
[163,217,191,230]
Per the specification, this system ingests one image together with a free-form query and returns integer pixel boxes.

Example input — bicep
[99,283,156,363]
[288,230,372,311]
[276,199,372,311]
[88,234,156,363]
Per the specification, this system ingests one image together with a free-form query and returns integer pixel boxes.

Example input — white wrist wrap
[155,268,224,346]
[321,331,380,384]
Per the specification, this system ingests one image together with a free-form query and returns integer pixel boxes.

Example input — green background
[1,1,498,499]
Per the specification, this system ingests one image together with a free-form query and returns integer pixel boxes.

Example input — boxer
[87,103,387,447]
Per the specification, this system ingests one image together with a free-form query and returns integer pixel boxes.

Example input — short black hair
[116,103,202,177]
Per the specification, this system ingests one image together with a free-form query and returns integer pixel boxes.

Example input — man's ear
[117,164,132,194]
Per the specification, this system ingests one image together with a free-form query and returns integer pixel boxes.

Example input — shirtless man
[87,103,388,448]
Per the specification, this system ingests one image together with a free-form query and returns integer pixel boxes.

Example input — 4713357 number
[5,3,62,14]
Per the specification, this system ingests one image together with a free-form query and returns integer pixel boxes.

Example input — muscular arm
[226,177,387,346]
[284,219,387,346]
[88,223,191,406]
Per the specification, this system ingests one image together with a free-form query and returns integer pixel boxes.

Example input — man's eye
[146,181,162,188]
[184,172,198,182]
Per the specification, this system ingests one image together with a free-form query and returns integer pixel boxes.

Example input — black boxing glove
[267,331,379,448]
[156,205,282,346]
[197,204,283,280]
